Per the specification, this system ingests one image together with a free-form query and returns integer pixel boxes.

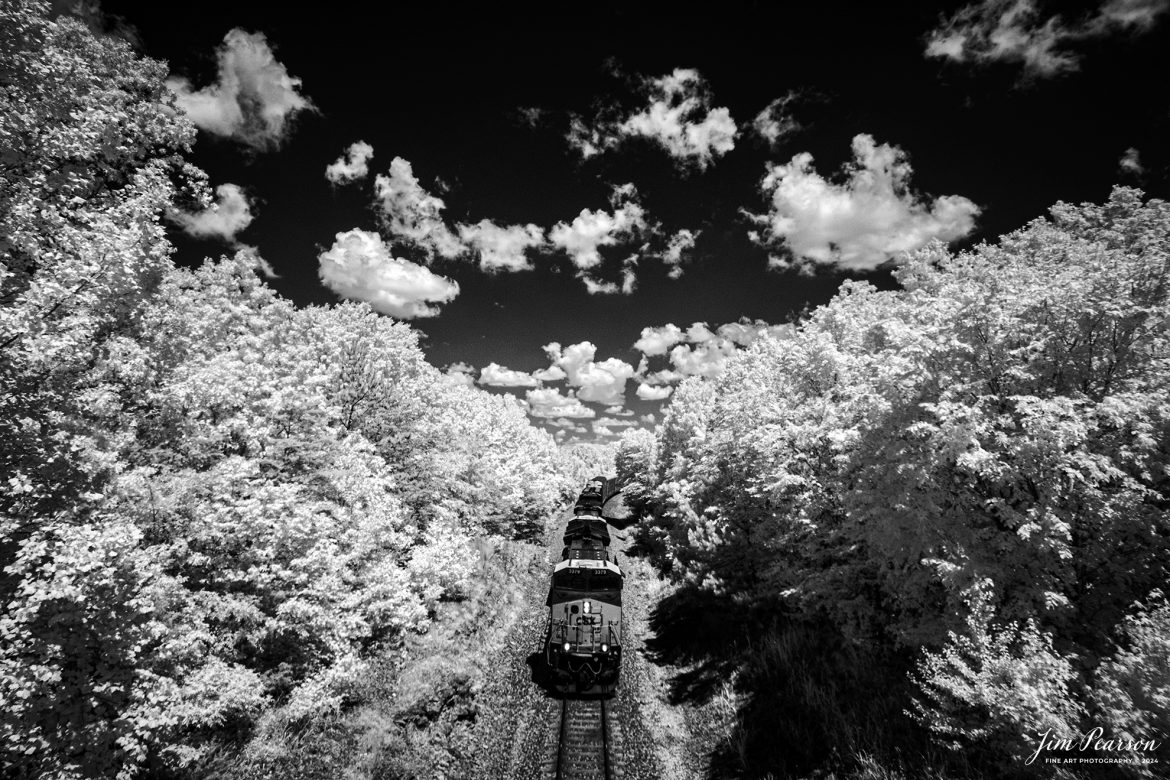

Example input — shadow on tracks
[526,651,559,697]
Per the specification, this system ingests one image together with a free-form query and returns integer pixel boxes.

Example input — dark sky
[99,0,1170,439]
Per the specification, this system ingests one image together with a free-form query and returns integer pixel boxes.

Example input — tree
[1,0,199,540]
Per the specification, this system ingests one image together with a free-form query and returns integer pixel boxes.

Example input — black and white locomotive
[543,476,623,696]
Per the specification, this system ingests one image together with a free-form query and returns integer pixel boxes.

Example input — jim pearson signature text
[1026,728,1162,766]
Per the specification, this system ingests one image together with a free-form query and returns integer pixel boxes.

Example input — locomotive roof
[553,558,622,576]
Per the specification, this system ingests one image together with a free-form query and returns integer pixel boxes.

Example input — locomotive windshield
[548,568,622,606]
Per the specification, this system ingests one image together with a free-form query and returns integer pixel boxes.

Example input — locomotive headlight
[563,641,571,652]
[601,643,608,652]
[583,600,591,614]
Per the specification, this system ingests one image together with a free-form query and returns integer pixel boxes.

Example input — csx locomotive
[544,476,623,696]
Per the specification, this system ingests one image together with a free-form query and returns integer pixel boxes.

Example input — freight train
[543,476,623,696]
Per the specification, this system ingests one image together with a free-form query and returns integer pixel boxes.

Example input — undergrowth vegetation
[192,538,547,780]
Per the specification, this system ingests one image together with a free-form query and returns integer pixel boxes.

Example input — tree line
[617,187,1170,777]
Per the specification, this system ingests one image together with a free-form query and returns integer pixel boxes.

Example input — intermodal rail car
[544,476,623,696]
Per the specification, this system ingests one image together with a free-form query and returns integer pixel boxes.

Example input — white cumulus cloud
[543,341,636,406]
[670,339,739,378]
[526,387,596,419]
[532,365,567,382]
[443,362,476,387]
[579,266,638,296]
[643,368,685,385]
[458,220,546,272]
[752,92,802,147]
[167,29,312,149]
[592,416,640,437]
[716,319,794,346]
[749,134,979,271]
[1099,0,1170,29]
[549,185,648,270]
[318,229,459,319]
[620,69,737,169]
[686,322,717,343]
[568,69,738,171]
[1119,147,1144,175]
[172,183,253,241]
[549,417,589,433]
[479,362,541,387]
[326,141,374,184]
[374,156,547,272]
[374,157,465,260]
[591,420,618,437]
[633,324,685,356]
[580,275,619,294]
[925,0,1169,80]
[659,229,698,279]
[632,319,793,383]
[636,383,673,401]
[574,357,636,405]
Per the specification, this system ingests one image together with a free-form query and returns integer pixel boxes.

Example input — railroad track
[548,698,622,780]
